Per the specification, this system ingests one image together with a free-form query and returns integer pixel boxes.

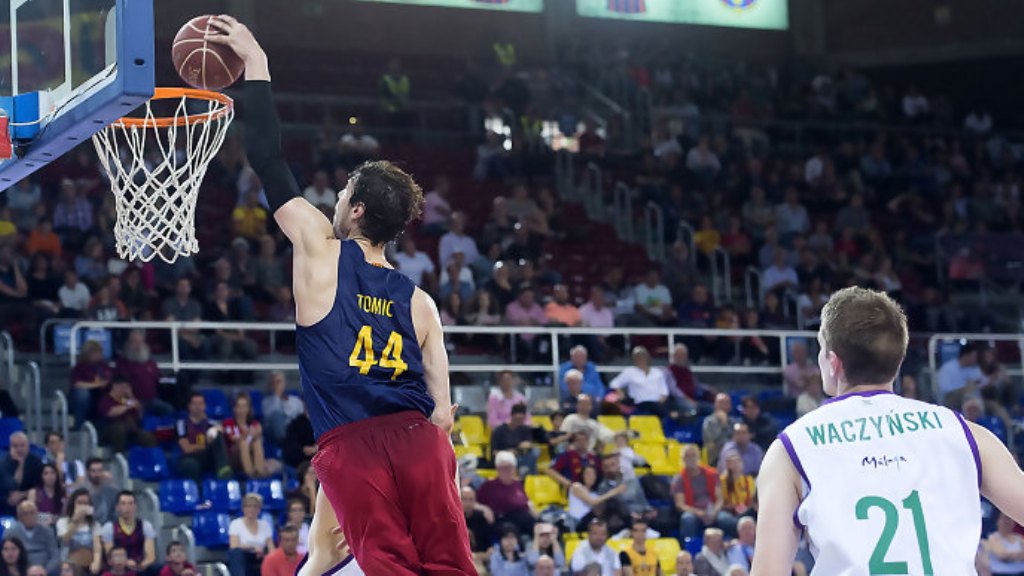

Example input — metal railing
[927,333,1024,403]
[649,107,1024,156]
[78,422,98,463]
[745,267,763,308]
[0,331,13,385]
[612,182,635,242]
[174,525,197,565]
[62,320,819,381]
[51,391,69,448]
[644,202,665,261]
[710,247,733,305]
[140,487,163,535]
[677,222,696,272]
[555,149,575,199]
[20,362,41,443]
[112,452,130,491]
[581,163,604,220]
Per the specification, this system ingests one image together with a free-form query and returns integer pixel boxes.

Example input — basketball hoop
[92,87,234,263]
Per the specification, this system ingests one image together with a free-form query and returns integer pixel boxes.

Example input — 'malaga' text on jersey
[780,390,980,576]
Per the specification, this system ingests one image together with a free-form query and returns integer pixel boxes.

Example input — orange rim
[114,87,233,129]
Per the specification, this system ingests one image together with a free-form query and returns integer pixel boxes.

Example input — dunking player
[751,287,1024,575]
[207,17,476,575]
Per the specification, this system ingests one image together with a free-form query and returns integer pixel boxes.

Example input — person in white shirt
[901,86,930,121]
[633,270,675,326]
[421,175,452,233]
[774,188,809,240]
[761,250,799,297]
[610,347,669,417]
[936,343,988,408]
[58,270,91,315]
[964,109,993,135]
[228,493,275,576]
[438,212,480,268]
[569,519,622,576]
[392,236,436,289]
[261,371,305,444]
[302,170,335,212]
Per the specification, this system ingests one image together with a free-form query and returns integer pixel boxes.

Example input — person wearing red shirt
[100,546,136,576]
[475,451,537,536]
[260,524,303,576]
[222,392,280,478]
[158,541,196,576]
[546,430,602,489]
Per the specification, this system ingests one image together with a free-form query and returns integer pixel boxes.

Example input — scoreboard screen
[354,0,543,12]
[576,0,788,30]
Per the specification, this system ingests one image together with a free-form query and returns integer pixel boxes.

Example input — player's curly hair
[349,160,423,246]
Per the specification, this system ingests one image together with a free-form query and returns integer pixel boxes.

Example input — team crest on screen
[721,0,757,9]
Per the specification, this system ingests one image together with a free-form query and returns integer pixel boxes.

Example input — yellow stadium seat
[458,415,489,446]
[629,415,666,443]
[524,475,566,507]
[453,444,483,459]
[633,443,679,476]
[533,415,553,431]
[607,539,630,553]
[700,445,710,467]
[475,469,497,480]
[652,537,681,571]
[598,415,627,432]
[565,538,579,561]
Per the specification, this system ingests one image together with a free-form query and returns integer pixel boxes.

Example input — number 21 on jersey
[348,325,408,380]
[857,490,933,575]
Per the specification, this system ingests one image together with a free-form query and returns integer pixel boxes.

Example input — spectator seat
[524,475,565,508]
[202,479,242,513]
[192,512,231,549]
[246,479,286,511]
[127,447,169,481]
[629,415,667,444]
[598,415,627,433]
[159,479,201,514]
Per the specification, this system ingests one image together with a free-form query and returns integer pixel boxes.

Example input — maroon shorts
[312,411,477,575]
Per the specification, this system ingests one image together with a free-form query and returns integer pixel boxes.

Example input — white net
[92,89,234,263]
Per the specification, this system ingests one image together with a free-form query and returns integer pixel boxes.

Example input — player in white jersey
[751,287,1024,576]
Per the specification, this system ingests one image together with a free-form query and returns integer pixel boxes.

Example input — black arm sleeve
[244,80,302,213]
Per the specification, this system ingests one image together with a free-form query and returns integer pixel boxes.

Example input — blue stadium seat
[0,418,25,448]
[142,415,178,431]
[159,479,201,514]
[192,511,230,548]
[729,391,749,414]
[249,390,264,419]
[979,416,1009,445]
[202,479,242,513]
[29,445,46,459]
[0,516,13,538]
[127,447,169,481]
[246,479,286,511]
[672,422,702,445]
[263,440,282,461]
[201,389,230,420]
[684,536,703,556]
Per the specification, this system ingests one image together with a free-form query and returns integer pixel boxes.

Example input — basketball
[172,15,245,91]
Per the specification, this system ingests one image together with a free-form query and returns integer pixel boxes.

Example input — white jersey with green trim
[779,390,981,576]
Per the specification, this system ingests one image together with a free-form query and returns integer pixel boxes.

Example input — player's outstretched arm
[968,421,1024,524]
[206,15,332,252]
[750,440,802,576]
[412,288,455,433]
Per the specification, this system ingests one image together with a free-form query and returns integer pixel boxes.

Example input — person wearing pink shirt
[487,371,529,429]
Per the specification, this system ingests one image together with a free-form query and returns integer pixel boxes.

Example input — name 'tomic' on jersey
[780,391,981,576]
[297,240,433,439]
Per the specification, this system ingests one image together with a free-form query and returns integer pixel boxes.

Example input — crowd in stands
[0,38,1021,576]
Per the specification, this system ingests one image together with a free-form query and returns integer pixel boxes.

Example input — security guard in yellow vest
[493,41,516,68]
[379,58,410,113]
[620,520,663,576]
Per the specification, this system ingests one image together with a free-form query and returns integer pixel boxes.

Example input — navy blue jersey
[297,239,434,439]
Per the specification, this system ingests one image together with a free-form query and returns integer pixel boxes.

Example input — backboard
[0,0,153,190]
